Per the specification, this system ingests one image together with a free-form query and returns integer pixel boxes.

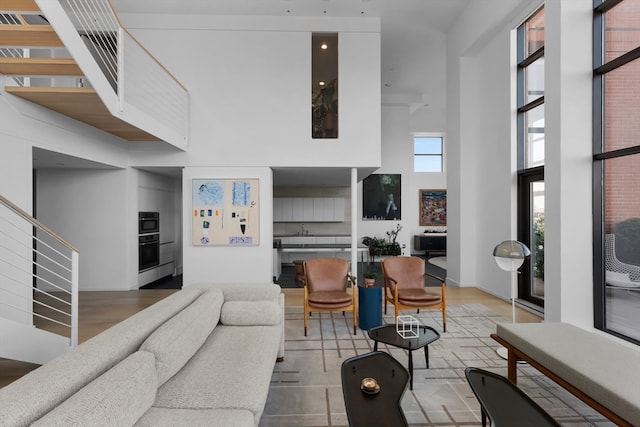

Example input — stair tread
[0,57,82,75]
[0,25,63,47]
[0,0,40,12]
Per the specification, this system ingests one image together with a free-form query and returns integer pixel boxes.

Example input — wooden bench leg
[506,347,518,385]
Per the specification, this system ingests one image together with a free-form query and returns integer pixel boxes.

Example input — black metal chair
[465,367,560,427]
[341,351,409,427]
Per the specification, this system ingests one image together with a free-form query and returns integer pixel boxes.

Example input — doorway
[518,167,544,308]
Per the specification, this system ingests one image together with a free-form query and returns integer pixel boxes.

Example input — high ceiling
[111,0,470,107]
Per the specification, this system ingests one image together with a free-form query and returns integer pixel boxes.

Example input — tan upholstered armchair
[381,256,446,332]
[303,257,357,336]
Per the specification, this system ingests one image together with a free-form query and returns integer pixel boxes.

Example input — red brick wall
[602,2,640,233]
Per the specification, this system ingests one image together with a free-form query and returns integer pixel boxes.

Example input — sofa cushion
[0,288,204,427]
[31,351,157,427]
[154,324,282,425]
[189,283,281,302]
[140,287,224,386]
[135,408,254,427]
[221,300,282,326]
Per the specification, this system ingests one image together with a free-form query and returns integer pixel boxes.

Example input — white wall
[0,137,32,322]
[36,168,134,291]
[182,167,273,285]
[447,0,594,327]
[1,80,136,293]
[446,0,538,290]
[358,105,447,258]
[121,15,382,171]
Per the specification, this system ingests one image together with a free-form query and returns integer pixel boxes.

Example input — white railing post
[117,26,125,113]
[70,250,79,348]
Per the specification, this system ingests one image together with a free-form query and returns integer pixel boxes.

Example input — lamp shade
[493,240,531,272]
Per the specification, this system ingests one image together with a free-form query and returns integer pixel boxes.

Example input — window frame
[412,133,445,173]
[593,0,640,345]
[516,5,545,310]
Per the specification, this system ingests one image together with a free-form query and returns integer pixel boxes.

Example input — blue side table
[358,285,383,330]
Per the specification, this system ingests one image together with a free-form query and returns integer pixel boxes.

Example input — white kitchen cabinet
[303,198,315,221]
[273,197,345,222]
[273,198,282,222]
[333,197,345,221]
[280,198,294,221]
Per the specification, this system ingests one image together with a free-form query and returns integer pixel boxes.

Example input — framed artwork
[363,174,401,220]
[419,189,447,226]
[192,179,260,246]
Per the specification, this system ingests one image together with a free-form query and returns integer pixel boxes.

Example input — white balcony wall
[121,15,381,170]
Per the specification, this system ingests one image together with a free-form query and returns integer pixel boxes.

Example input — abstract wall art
[192,179,260,246]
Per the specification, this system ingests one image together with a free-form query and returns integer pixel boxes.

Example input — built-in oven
[139,212,159,235]
[139,233,160,272]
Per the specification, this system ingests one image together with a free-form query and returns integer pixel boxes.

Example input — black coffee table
[368,323,440,389]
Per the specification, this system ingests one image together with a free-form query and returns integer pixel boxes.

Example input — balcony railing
[0,194,78,351]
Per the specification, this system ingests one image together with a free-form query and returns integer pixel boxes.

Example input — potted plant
[362,272,378,287]
[362,224,403,258]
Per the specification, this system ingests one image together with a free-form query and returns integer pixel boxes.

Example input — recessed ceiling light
[319,81,326,86]
[320,43,328,50]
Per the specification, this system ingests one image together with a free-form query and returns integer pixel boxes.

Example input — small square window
[414,136,443,172]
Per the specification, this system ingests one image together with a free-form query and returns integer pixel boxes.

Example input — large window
[594,0,640,345]
[413,135,444,173]
[516,6,545,309]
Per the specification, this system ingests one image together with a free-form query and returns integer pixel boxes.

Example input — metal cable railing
[0,194,78,347]
[54,0,189,143]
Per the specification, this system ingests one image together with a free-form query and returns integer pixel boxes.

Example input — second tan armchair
[303,257,357,336]
[381,256,446,332]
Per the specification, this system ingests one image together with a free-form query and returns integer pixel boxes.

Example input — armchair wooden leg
[442,305,447,332]
[442,310,447,333]
[304,305,308,337]
[352,309,357,334]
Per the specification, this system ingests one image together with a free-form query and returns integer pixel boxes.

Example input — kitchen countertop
[280,243,368,252]
[274,234,351,237]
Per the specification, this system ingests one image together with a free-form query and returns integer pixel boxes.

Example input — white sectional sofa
[0,283,285,427]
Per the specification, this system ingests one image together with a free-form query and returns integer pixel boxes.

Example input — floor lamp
[493,240,530,359]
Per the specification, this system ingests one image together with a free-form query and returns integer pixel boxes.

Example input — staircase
[0,194,78,365]
[0,0,188,147]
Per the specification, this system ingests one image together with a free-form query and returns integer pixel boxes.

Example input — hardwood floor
[0,286,540,389]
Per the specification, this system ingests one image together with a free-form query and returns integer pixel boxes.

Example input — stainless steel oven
[139,233,160,272]
[139,212,159,235]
